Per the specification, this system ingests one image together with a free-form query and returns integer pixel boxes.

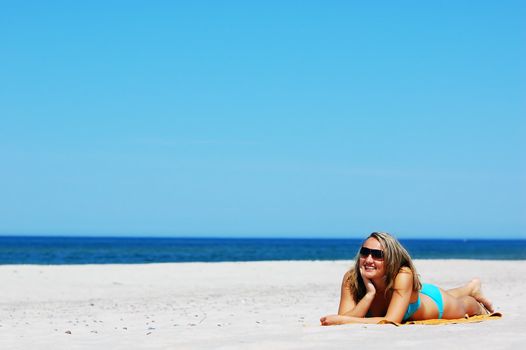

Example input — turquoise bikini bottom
[403,283,444,322]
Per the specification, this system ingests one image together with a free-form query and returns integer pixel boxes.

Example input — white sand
[1,260,524,349]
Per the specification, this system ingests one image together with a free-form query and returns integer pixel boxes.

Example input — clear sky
[1,1,524,239]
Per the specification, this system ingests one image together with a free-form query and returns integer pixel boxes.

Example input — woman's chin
[363,270,379,279]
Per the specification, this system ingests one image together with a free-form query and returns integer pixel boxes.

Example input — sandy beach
[1,259,524,349]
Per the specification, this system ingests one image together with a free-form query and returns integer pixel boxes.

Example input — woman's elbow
[383,314,404,324]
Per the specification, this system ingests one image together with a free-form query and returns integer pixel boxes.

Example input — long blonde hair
[347,232,422,301]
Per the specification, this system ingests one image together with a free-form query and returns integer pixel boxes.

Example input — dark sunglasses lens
[371,249,383,259]
[359,247,370,257]
[359,247,365,256]
[360,247,383,259]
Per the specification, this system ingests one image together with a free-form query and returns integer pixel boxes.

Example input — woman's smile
[360,237,386,278]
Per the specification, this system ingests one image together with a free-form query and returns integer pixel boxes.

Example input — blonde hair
[347,232,422,301]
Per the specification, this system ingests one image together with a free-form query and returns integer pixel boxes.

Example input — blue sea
[1,236,525,265]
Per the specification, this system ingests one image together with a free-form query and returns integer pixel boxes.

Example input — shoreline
[2,260,524,349]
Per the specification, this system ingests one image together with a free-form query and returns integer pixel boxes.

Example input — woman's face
[359,237,386,280]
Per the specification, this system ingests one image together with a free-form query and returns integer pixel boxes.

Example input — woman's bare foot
[469,278,494,313]
[477,302,491,315]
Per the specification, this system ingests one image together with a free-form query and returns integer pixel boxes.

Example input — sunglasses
[359,247,384,260]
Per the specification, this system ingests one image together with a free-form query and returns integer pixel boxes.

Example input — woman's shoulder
[398,266,414,276]
[343,268,360,284]
[342,269,353,284]
[393,267,415,291]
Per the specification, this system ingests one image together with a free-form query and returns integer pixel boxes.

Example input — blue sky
[1,1,524,239]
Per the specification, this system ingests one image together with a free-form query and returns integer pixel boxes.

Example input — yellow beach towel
[378,312,502,326]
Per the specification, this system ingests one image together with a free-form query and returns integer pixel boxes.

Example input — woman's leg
[441,292,488,319]
[446,278,493,312]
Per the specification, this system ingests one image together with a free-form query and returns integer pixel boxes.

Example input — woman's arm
[383,269,414,324]
[338,268,375,317]
[320,270,375,325]
[336,271,357,314]
[321,314,385,325]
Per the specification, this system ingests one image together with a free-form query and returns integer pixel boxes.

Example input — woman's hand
[360,266,376,296]
[320,314,351,326]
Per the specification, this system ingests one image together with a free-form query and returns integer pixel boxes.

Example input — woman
[320,232,494,325]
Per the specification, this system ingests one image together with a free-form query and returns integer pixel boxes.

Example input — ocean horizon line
[1,234,525,241]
